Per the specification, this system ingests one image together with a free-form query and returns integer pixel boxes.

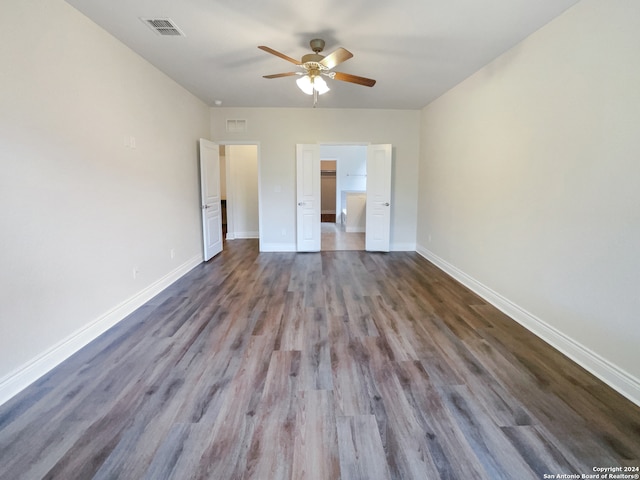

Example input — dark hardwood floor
[1,239,638,479]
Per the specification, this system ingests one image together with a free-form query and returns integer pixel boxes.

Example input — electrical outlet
[132,267,139,279]
[281,228,286,237]
[170,248,175,260]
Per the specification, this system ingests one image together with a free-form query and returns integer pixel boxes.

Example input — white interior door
[366,144,392,252]
[296,144,321,252]
[199,138,223,261]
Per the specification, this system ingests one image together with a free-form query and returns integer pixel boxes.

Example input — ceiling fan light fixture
[296,75,330,95]
[296,75,314,95]
[314,76,330,95]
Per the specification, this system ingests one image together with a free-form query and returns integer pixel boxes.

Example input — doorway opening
[219,143,260,244]
[296,142,391,252]
[320,144,367,251]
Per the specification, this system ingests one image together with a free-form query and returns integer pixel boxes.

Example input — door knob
[298,202,305,206]
[383,202,390,206]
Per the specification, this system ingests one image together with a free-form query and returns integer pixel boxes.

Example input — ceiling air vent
[141,18,185,37]
[226,119,247,133]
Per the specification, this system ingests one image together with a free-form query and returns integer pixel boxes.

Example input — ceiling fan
[258,39,376,106]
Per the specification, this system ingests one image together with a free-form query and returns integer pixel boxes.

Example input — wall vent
[141,18,185,37]
[226,119,247,133]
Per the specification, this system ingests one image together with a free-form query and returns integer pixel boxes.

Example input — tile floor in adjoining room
[321,222,365,251]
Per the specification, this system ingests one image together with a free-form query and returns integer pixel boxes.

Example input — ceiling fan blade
[263,72,299,79]
[258,46,302,65]
[319,47,353,69]
[332,72,376,87]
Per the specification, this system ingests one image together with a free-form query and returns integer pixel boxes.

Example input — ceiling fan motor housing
[302,39,327,76]
[309,38,325,53]
[301,53,325,65]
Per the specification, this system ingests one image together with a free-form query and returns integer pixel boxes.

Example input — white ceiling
[64,0,580,109]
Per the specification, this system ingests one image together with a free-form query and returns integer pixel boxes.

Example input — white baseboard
[391,242,417,252]
[231,231,259,239]
[416,244,640,407]
[346,226,365,233]
[0,255,202,407]
[259,242,417,253]
[260,242,297,252]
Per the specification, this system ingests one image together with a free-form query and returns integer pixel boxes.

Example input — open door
[199,139,223,261]
[296,144,321,251]
[366,144,392,252]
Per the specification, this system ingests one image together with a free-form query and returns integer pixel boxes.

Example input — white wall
[0,0,210,403]
[226,145,259,238]
[211,108,420,251]
[417,0,640,404]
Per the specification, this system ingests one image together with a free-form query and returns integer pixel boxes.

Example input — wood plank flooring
[1,239,639,479]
